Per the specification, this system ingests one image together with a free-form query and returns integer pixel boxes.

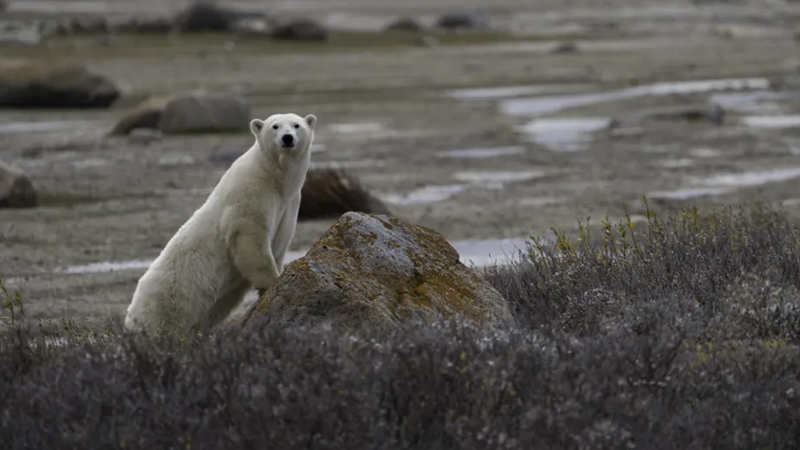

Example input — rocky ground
[2,0,800,328]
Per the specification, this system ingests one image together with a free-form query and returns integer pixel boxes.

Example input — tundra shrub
[2,202,800,450]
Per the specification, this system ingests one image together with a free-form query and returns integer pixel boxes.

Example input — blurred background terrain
[2,0,800,326]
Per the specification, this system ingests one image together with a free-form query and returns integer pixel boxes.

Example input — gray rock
[0,63,120,108]
[0,159,37,208]
[550,42,579,54]
[157,93,251,134]
[243,212,514,331]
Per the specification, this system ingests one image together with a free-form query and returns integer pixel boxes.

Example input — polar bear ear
[304,114,317,131]
[250,119,264,137]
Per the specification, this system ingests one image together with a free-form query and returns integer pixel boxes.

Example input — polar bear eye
[293,123,300,129]
[271,124,279,130]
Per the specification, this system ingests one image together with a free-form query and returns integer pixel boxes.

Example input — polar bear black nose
[281,134,294,146]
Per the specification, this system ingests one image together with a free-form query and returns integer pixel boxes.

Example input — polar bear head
[250,113,317,155]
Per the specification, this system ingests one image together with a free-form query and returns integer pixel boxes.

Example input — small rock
[242,212,514,330]
[158,93,251,134]
[434,9,489,31]
[0,63,120,108]
[550,41,579,54]
[384,17,424,33]
[271,18,328,41]
[299,168,391,221]
[0,159,37,208]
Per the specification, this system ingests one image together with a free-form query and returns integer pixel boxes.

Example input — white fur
[124,113,318,336]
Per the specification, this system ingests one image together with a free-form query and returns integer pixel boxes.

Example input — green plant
[0,276,24,329]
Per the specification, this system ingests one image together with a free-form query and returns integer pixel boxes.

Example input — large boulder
[111,93,250,135]
[299,168,391,220]
[242,212,514,330]
[159,93,251,134]
[0,159,36,208]
[0,63,120,108]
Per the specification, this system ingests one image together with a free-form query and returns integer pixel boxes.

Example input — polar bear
[124,112,318,337]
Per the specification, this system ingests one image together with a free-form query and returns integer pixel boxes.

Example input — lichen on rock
[242,212,514,330]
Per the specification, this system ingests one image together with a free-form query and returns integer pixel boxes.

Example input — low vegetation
[2,200,800,449]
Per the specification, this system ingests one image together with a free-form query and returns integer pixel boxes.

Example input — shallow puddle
[517,118,611,152]
[443,84,594,101]
[328,122,386,135]
[499,77,769,117]
[652,158,695,169]
[60,259,153,274]
[453,238,531,267]
[58,237,531,276]
[518,196,562,207]
[454,170,546,184]
[689,148,724,158]
[436,145,526,159]
[60,250,308,275]
[647,187,733,200]
[380,184,468,206]
[741,115,800,129]
[703,167,800,187]
[648,167,800,200]
[310,159,384,170]
[710,91,791,115]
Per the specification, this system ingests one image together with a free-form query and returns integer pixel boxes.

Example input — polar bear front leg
[272,194,302,275]
[231,228,282,292]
